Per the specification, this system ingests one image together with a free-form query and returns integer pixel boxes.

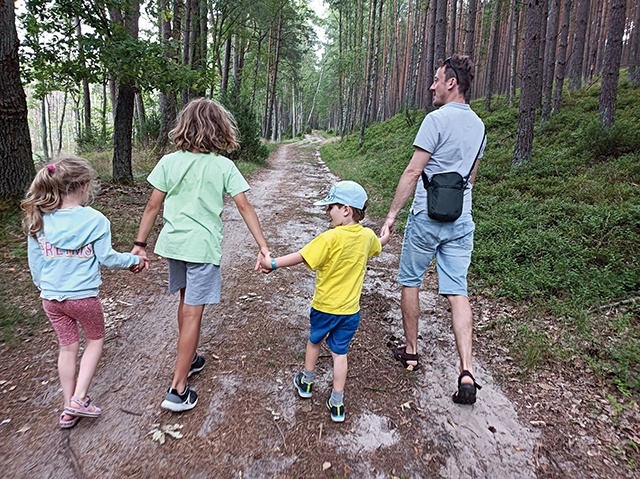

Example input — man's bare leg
[447,294,474,385]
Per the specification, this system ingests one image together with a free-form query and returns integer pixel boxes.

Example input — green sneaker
[293,372,313,398]
[326,397,345,422]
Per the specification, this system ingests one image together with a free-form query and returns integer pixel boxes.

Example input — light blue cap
[313,180,368,209]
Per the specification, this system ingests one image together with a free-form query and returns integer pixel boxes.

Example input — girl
[132,98,269,412]
[22,157,147,429]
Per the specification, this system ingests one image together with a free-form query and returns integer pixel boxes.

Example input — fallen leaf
[322,462,331,471]
[17,426,30,434]
[530,420,547,427]
[513,445,522,451]
[1,419,10,425]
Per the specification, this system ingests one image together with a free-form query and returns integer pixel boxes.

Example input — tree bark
[110,0,139,183]
[553,0,573,113]
[434,0,447,63]
[507,0,520,107]
[464,0,478,57]
[484,0,503,111]
[513,0,544,167]
[567,0,590,90]
[541,0,561,121]
[360,0,380,145]
[41,97,50,161]
[627,1,640,85]
[599,0,627,127]
[0,0,35,198]
[57,91,68,155]
[156,0,178,151]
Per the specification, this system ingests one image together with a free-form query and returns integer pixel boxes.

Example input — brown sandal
[392,345,420,371]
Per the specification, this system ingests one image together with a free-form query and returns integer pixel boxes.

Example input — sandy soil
[0,135,637,479]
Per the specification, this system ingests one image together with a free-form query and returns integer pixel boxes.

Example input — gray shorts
[167,259,221,306]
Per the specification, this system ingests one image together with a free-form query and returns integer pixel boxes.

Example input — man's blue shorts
[309,308,361,355]
[397,210,475,296]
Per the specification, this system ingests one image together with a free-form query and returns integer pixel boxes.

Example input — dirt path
[1,136,539,478]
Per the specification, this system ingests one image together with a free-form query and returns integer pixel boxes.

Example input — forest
[1,1,640,474]
[1,0,639,198]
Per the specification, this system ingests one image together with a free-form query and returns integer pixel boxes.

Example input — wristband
[133,241,148,247]
[271,258,277,270]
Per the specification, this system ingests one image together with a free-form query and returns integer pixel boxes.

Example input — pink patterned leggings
[42,297,105,347]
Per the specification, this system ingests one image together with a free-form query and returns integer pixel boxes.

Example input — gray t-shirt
[411,102,486,215]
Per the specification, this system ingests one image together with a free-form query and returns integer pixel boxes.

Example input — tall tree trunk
[41,97,50,161]
[553,0,573,113]
[448,0,457,55]
[57,91,68,155]
[507,0,520,107]
[265,14,283,140]
[484,0,503,111]
[599,0,627,127]
[182,0,193,106]
[464,0,478,57]
[156,0,178,151]
[627,0,640,85]
[360,0,380,145]
[221,36,232,95]
[567,0,590,90]
[47,97,54,157]
[110,0,140,183]
[76,18,91,136]
[434,0,447,63]
[513,0,544,167]
[541,0,562,122]
[0,0,35,198]
[425,0,437,107]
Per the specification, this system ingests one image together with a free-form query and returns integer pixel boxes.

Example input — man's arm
[380,148,432,237]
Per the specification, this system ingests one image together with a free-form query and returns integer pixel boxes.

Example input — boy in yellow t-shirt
[261,181,390,422]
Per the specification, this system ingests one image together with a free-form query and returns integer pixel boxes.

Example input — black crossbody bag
[421,129,486,222]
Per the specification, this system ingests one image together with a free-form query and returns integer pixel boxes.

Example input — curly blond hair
[169,98,240,153]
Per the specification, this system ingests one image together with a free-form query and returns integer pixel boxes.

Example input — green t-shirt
[147,150,250,264]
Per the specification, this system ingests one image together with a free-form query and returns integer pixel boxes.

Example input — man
[380,54,486,404]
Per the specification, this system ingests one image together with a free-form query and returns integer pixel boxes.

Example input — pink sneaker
[65,396,102,418]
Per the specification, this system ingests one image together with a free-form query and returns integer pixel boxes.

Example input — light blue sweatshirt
[27,206,140,301]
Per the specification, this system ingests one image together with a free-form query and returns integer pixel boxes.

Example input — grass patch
[321,81,640,393]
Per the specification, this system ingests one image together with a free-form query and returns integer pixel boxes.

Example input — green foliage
[77,126,112,153]
[0,200,44,344]
[223,93,269,165]
[322,84,640,393]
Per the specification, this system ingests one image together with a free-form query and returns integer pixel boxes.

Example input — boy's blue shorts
[309,308,361,355]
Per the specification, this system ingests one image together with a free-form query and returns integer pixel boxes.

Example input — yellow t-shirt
[299,224,382,315]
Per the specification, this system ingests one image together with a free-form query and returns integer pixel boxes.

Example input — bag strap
[462,127,486,188]
[421,127,486,189]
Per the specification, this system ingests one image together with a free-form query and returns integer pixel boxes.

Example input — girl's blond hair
[21,157,97,238]
[169,98,240,153]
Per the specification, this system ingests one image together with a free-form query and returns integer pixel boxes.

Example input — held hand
[380,218,395,240]
[259,251,274,274]
[130,254,149,273]
[380,226,392,247]
[255,246,271,272]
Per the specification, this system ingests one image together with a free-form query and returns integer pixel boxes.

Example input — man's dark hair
[437,54,475,98]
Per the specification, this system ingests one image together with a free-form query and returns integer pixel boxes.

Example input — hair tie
[46,164,55,173]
